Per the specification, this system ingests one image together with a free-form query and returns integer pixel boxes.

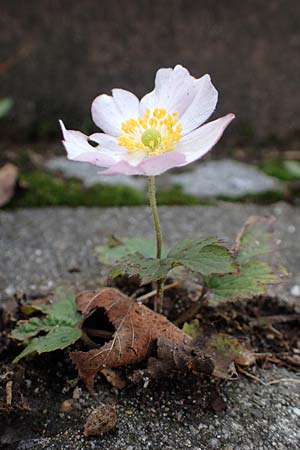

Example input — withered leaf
[100,368,126,390]
[71,288,192,390]
[195,331,255,380]
[0,163,18,207]
[132,336,214,382]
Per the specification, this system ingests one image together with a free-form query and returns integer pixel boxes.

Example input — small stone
[291,407,300,417]
[288,225,296,233]
[84,404,117,437]
[290,285,300,297]
[170,159,283,198]
[72,386,82,400]
[61,399,73,412]
[208,438,220,449]
[4,285,16,296]
[46,156,146,189]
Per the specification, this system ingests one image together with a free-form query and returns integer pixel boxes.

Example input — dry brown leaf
[71,288,195,389]
[0,163,18,207]
[131,336,214,382]
[100,368,126,390]
[195,332,256,380]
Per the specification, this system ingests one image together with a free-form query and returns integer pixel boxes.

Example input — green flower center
[141,128,162,149]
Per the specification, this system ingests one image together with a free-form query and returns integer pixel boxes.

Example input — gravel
[1,367,299,450]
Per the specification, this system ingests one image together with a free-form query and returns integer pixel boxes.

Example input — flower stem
[147,176,164,313]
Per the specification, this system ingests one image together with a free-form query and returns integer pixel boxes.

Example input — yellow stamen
[117,107,182,156]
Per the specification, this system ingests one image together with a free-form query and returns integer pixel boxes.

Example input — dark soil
[0,285,299,449]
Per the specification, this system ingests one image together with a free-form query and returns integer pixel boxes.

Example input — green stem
[147,176,164,313]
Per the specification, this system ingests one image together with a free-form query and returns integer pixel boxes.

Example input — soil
[0,285,299,450]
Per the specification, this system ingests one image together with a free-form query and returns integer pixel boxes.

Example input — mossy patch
[5,168,289,209]
[260,159,300,181]
[9,171,146,208]
[7,171,211,208]
[218,190,284,205]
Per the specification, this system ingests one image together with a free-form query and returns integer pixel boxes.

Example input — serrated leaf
[169,238,237,276]
[205,216,289,305]
[112,253,173,285]
[235,216,276,264]
[12,317,52,342]
[13,326,82,363]
[48,286,81,324]
[96,237,168,265]
[206,260,288,304]
[169,238,218,258]
[12,286,82,362]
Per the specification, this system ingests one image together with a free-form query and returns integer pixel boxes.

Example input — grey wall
[0,0,299,144]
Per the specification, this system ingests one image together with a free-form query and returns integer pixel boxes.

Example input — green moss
[218,190,284,205]
[7,169,286,209]
[157,185,214,206]
[7,171,219,209]
[260,159,300,181]
[8,171,146,208]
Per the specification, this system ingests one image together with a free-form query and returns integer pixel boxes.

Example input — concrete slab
[0,203,299,305]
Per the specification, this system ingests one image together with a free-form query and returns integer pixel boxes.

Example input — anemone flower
[60,65,235,312]
[60,64,234,177]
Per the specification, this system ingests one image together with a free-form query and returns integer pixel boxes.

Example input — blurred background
[0,0,300,207]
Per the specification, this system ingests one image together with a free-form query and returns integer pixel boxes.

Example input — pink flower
[60,65,235,176]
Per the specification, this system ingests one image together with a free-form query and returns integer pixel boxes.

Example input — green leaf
[205,215,289,304]
[112,253,173,285]
[235,216,276,264]
[12,286,82,362]
[0,97,13,118]
[96,236,168,265]
[47,286,82,325]
[169,238,218,257]
[206,261,288,304]
[111,238,237,285]
[12,317,52,342]
[13,326,82,364]
[183,319,200,338]
[169,238,237,275]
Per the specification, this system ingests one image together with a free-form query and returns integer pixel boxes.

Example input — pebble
[291,407,300,417]
[208,437,220,449]
[290,285,300,297]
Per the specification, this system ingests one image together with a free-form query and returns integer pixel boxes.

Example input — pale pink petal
[100,161,143,176]
[112,88,140,119]
[139,68,172,112]
[90,132,146,167]
[91,89,140,136]
[140,65,198,115]
[91,94,122,136]
[179,74,218,134]
[176,114,235,165]
[100,150,186,176]
[60,121,118,168]
[139,150,186,175]
[89,132,124,152]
